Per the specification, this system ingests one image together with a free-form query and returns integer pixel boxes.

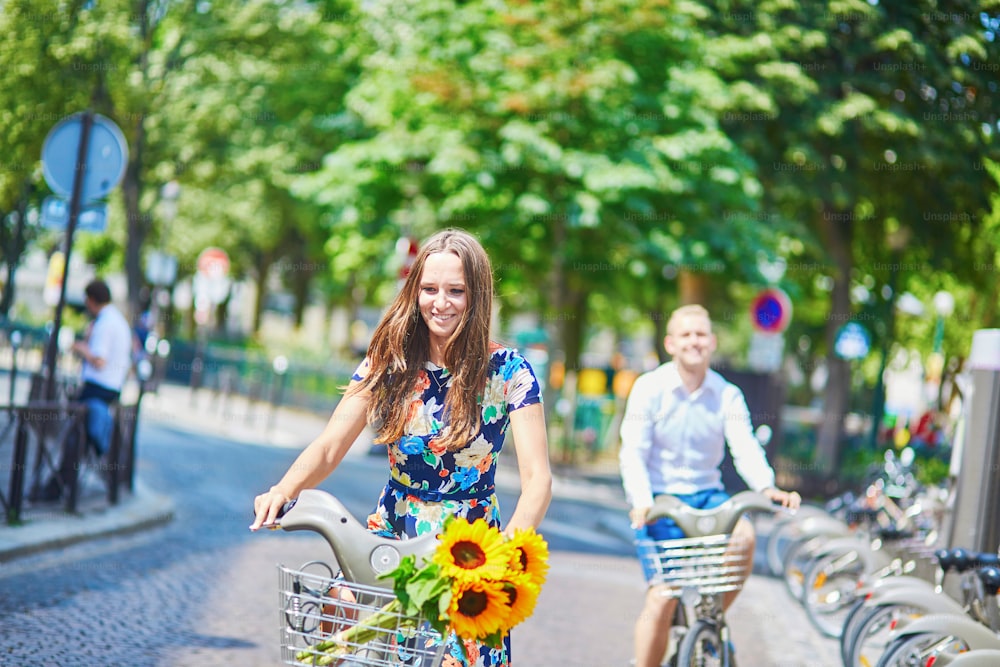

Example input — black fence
[161,340,353,415]
[0,373,141,525]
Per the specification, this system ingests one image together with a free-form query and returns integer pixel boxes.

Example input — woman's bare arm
[250,385,370,530]
[503,403,553,533]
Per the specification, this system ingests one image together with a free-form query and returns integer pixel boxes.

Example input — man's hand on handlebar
[250,488,293,531]
[629,506,651,530]
[762,487,801,511]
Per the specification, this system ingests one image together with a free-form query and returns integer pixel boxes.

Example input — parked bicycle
[267,488,446,666]
[839,547,994,667]
[875,563,1000,667]
[637,490,786,667]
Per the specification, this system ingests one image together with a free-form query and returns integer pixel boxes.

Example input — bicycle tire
[802,545,869,638]
[676,619,725,667]
[662,600,691,667]
[782,534,828,602]
[875,632,964,667]
[839,597,872,665]
[764,514,803,576]
[846,603,924,667]
[764,507,839,576]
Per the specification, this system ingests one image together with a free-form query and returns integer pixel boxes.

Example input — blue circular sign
[835,322,871,360]
[42,113,128,203]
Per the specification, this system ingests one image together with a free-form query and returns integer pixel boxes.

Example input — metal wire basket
[637,533,751,597]
[279,563,445,666]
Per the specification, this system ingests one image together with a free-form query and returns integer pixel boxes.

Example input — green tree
[698,0,1000,473]
[296,0,779,372]
[0,1,105,317]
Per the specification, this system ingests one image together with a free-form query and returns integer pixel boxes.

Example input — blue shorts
[635,488,730,582]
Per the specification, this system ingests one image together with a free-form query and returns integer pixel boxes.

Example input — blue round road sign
[835,322,871,360]
[42,113,128,203]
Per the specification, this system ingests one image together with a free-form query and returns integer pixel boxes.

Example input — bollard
[268,355,289,433]
[9,330,21,409]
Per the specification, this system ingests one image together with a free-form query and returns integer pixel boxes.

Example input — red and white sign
[194,247,232,309]
[197,247,230,280]
[750,287,792,334]
[397,237,419,280]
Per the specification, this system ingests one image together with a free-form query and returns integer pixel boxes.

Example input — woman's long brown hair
[347,229,494,452]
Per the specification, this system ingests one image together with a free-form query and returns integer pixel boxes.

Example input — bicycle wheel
[847,603,924,667]
[765,513,804,576]
[876,632,966,667]
[765,507,839,576]
[676,619,725,667]
[839,597,873,665]
[782,535,828,601]
[802,546,869,638]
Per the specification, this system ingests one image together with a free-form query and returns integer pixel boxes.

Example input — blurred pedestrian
[619,304,800,667]
[251,228,553,667]
[38,279,134,501]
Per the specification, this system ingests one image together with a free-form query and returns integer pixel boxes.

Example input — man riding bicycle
[619,304,801,667]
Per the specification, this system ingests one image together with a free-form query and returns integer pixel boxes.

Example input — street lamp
[932,290,955,353]
[868,226,911,449]
[147,181,180,338]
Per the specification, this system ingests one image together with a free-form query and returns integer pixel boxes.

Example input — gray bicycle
[637,491,784,667]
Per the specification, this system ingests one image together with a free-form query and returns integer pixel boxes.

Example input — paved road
[0,388,841,666]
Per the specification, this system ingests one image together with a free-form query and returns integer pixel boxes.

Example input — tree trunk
[678,269,710,306]
[123,2,153,324]
[252,251,274,335]
[652,294,668,364]
[815,204,854,474]
[0,183,30,318]
[290,260,313,331]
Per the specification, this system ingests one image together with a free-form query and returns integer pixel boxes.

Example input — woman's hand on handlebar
[762,487,801,511]
[250,488,293,531]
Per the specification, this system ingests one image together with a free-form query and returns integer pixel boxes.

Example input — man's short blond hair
[666,304,712,335]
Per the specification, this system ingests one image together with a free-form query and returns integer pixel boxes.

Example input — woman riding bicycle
[619,304,800,667]
[251,229,553,667]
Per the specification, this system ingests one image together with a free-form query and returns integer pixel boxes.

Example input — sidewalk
[0,381,628,562]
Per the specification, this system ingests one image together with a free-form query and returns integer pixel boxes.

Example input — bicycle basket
[637,533,751,597]
[279,564,445,666]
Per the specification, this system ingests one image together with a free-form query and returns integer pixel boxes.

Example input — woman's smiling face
[418,251,468,351]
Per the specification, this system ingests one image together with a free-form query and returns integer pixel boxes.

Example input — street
[0,413,840,667]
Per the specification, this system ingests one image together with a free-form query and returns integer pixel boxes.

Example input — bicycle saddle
[278,489,438,588]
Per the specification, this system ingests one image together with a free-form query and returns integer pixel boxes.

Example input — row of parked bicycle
[765,447,1000,666]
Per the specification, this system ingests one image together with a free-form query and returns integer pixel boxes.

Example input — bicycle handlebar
[274,489,438,589]
[646,490,785,537]
[935,547,1000,573]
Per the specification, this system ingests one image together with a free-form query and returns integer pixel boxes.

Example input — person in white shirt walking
[39,279,134,501]
[619,304,800,667]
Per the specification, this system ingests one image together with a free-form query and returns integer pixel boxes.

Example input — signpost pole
[43,110,94,402]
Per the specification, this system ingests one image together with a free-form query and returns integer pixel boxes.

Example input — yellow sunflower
[434,518,513,583]
[506,528,550,587]
[448,578,511,641]
[499,571,540,629]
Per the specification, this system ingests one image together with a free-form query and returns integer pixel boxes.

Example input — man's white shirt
[619,361,776,510]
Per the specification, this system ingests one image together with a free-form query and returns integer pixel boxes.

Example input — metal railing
[0,372,141,524]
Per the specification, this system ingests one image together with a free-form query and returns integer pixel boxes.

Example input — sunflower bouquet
[298,518,549,664]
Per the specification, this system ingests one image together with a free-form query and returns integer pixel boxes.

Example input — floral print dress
[354,346,542,667]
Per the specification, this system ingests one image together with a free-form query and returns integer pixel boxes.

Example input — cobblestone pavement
[0,385,842,666]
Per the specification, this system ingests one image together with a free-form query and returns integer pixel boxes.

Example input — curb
[0,481,175,563]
